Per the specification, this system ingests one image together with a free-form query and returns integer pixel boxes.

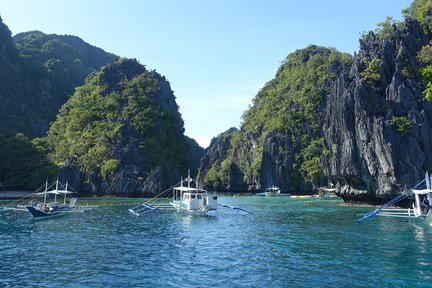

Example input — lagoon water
[1,196,432,287]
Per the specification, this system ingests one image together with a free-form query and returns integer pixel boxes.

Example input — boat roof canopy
[174,187,207,193]
[34,189,75,196]
[35,191,61,195]
[56,190,75,194]
[412,189,432,195]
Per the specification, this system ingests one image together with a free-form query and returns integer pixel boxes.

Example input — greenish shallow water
[1,196,432,287]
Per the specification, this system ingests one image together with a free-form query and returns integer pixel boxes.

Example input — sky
[1,0,413,147]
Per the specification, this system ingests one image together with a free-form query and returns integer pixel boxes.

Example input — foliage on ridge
[242,45,351,184]
[202,45,352,189]
[403,0,432,30]
[0,134,57,189]
[46,58,188,180]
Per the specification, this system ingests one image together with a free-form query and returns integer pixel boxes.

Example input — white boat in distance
[264,186,281,196]
[2,178,99,219]
[256,186,290,197]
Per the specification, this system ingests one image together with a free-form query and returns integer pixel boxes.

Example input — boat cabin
[172,186,218,212]
[264,186,280,196]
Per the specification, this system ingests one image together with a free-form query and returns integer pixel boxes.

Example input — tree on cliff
[199,46,352,192]
[45,58,195,195]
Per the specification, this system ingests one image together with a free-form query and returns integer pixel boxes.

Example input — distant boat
[317,183,337,198]
[357,172,432,223]
[264,186,280,197]
[256,186,290,197]
[2,178,99,219]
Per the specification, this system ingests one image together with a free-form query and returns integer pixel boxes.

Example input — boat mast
[54,177,59,203]
[64,181,68,204]
[43,179,48,206]
[187,169,191,188]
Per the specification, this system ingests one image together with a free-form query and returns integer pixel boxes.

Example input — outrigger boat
[264,186,280,197]
[129,171,249,216]
[2,178,100,219]
[171,181,218,215]
[357,172,432,223]
[317,183,338,198]
[256,186,290,196]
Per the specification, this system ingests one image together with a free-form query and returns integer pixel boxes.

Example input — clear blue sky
[1,0,412,147]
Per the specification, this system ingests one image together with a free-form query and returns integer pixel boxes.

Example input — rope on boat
[0,182,49,209]
[356,178,426,223]
[128,181,181,216]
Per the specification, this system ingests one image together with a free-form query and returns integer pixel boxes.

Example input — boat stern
[207,194,218,210]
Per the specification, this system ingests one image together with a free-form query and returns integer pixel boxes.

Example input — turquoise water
[1,196,432,287]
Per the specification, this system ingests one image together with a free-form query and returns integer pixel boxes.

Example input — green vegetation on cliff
[418,42,432,101]
[13,31,117,90]
[361,58,382,85]
[243,46,351,183]
[0,24,117,139]
[403,0,432,29]
[46,58,188,180]
[0,17,118,190]
[201,46,352,189]
[0,134,57,189]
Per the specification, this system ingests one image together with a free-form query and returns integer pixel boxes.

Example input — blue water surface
[1,196,432,287]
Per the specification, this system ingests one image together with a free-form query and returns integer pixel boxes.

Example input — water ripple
[1,197,432,287]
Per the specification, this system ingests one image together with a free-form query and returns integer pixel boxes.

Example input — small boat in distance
[317,183,337,198]
[264,186,281,197]
[256,186,290,197]
[2,178,100,219]
[26,178,100,218]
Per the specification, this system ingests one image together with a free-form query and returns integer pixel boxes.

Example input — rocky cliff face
[199,46,352,193]
[48,58,202,196]
[0,23,117,138]
[200,10,432,203]
[323,16,432,203]
[198,127,247,191]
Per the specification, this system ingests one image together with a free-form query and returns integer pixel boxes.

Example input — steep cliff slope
[323,6,432,203]
[0,16,29,135]
[200,1,432,204]
[199,46,352,193]
[0,22,117,138]
[46,58,197,196]
[13,31,117,91]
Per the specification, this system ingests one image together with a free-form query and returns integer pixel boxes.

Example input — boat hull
[265,192,279,197]
[26,206,85,218]
[26,206,63,218]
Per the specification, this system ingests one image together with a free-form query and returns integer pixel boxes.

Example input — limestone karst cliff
[199,3,432,204]
[47,58,202,196]
[199,46,353,194]
[323,15,432,203]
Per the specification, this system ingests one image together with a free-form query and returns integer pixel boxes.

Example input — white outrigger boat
[317,183,337,198]
[2,178,100,219]
[357,172,432,223]
[264,186,281,197]
[256,186,290,197]
[129,171,249,216]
